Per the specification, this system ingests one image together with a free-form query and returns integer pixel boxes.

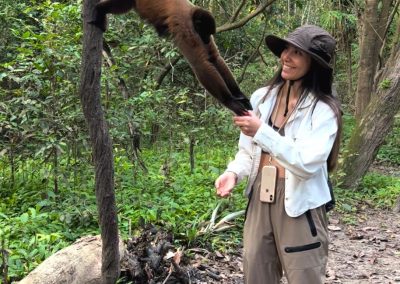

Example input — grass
[0,142,247,280]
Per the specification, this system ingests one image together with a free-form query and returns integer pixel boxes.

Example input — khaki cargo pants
[243,173,329,284]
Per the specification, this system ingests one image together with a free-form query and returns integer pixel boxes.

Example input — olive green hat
[265,25,336,70]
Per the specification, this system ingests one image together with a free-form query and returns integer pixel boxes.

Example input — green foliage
[377,118,400,165]
[0,207,71,279]
[320,9,357,29]
[1,0,399,281]
[378,78,392,90]
[0,142,248,280]
[341,113,356,145]
[335,173,400,214]
[361,173,400,208]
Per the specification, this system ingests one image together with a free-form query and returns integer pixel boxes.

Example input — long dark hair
[266,59,342,172]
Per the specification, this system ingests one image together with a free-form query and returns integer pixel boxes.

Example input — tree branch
[238,20,268,83]
[156,57,181,89]
[217,0,277,33]
[378,0,399,64]
[229,0,248,23]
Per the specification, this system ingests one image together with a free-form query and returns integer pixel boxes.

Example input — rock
[18,235,125,284]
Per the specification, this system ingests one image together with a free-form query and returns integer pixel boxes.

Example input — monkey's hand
[224,97,252,116]
[236,96,252,112]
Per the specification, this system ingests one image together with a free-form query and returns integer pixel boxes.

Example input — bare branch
[378,0,399,63]
[156,57,181,89]
[217,0,277,33]
[229,0,248,23]
[238,20,268,83]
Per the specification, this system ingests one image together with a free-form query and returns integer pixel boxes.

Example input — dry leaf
[173,249,182,265]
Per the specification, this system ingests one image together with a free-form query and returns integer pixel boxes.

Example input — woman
[215,25,342,284]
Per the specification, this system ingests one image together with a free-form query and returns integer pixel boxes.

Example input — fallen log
[18,235,125,284]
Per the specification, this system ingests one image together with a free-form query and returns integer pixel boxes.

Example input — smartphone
[260,165,277,203]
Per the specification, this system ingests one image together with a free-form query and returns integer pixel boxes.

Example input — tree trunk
[53,146,58,195]
[1,239,9,284]
[79,0,120,283]
[355,0,380,119]
[355,0,394,119]
[189,136,195,174]
[339,48,400,189]
[344,31,353,100]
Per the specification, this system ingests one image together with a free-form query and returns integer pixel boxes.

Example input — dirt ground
[120,162,400,284]
[120,207,399,284]
[325,209,400,284]
[186,208,400,284]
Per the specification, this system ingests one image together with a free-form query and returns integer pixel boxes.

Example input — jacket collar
[258,86,316,118]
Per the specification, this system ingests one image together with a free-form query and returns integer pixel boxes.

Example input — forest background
[0,0,399,282]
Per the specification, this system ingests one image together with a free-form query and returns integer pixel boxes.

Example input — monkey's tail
[192,8,216,44]
[97,0,136,15]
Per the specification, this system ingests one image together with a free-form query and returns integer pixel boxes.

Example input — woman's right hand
[215,172,237,197]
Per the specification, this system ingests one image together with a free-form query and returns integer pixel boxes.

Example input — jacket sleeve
[225,87,268,182]
[252,100,338,180]
[225,132,253,183]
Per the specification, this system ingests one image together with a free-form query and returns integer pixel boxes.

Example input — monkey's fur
[91,0,252,115]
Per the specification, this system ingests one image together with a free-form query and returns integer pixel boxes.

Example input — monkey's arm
[176,38,248,115]
[172,9,250,114]
[208,40,252,111]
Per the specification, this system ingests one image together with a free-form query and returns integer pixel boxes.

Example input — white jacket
[226,86,338,217]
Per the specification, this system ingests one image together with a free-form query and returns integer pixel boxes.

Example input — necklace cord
[284,81,292,117]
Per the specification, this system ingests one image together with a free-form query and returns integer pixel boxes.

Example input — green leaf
[19,213,29,223]
[341,204,352,212]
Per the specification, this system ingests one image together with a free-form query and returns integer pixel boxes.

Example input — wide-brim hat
[265,25,336,70]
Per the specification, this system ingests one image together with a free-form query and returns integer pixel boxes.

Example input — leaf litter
[119,208,399,283]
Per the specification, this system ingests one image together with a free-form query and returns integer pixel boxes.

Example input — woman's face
[280,44,312,81]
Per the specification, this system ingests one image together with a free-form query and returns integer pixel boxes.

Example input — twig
[171,259,189,284]
[230,0,247,23]
[156,56,181,88]
[238,19,268,83]
[102,40,148,173]
[161,264,173,284]
[207,270,222,281]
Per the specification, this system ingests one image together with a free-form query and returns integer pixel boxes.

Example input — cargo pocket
[282,241,325,270]
[284,242,321,253]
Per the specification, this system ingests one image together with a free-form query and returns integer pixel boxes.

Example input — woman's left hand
[233,111,262,137]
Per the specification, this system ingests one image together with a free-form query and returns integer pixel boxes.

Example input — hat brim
[265,35,332,70]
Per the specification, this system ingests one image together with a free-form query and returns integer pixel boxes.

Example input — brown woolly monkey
[91,0,252,115]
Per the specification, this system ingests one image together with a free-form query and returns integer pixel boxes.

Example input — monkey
[90,0,252,116]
